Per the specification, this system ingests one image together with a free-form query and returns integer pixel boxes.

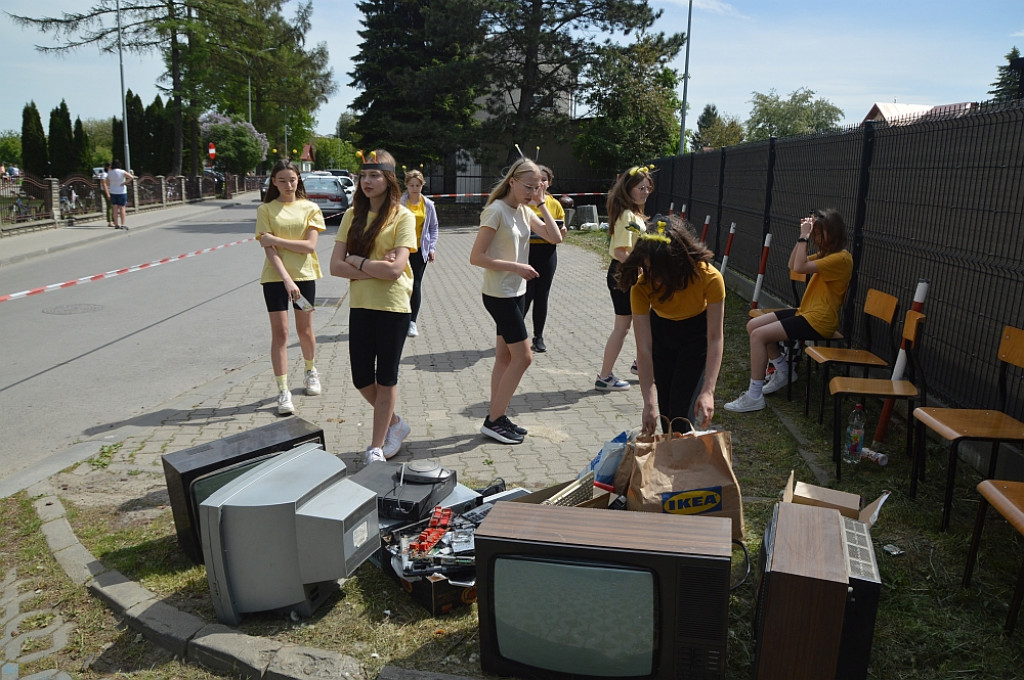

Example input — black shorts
[262,280,317,313]
[775,308,827,341]
[482,294,528,345]
[349,307,410,388]
[110,193,127,206]
[607,260,632,316]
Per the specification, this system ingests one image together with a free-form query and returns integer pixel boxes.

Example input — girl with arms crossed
[331,150,417,463]
[256,159,326,415]
[470,158,563,444]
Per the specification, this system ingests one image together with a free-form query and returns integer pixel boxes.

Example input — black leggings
[651,310,708,433]
[348,307,410,388]
[524,243,557,338]
[409,254,428,322]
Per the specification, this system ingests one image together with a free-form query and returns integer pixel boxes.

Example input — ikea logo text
[660,488,723,514]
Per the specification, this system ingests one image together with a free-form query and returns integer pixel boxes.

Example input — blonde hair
[485,159,540,207]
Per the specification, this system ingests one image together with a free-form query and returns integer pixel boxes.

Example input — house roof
[862,101,977,125]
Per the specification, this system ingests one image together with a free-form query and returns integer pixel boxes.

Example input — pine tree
[21,101,49,178]
[988,47,1022,102]
[690,104,720,152]
[48,100,75,178]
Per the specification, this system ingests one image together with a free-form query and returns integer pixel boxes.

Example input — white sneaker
[407,321,419,337]
[382,415,411,458]
[630,359,639,375]
[304,368,322,396]
[724,391,766,413]
[364,446,386,464]
[762,367,795,395]
[277,390,294,415]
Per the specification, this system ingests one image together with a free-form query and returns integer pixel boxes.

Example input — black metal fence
[651,100,1024,422]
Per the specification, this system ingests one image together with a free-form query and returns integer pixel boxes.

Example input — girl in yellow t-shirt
[524,165,567,353]
[330,149,417,463]
[399,168,439,338]
[725,209,853,413]
[255,159,327,416]
[618,216,725,434]
[597,164,654,391]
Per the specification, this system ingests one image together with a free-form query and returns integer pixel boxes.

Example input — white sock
[772,355,789,375]
[748,379,765,400]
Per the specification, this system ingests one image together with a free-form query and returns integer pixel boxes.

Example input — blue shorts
[110,193,127,206]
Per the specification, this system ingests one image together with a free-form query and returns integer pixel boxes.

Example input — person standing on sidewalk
[470,158,563,444]
[724,208,852,413]
[330,149,416,464]
[523,165,567,354]
[596,164,654,391]
[97,163,114,227]
[617,216,725,434]
[399,168,439,338]
[104,159,134,230]
[256,159,326,416]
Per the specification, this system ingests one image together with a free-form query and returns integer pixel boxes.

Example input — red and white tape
[0,237,256,304]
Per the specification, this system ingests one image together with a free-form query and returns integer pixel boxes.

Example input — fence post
[158,175,166,207]
[845,121,876,338]
[47,177,59,222]
[762,137,777,242]
[713,148,727,255]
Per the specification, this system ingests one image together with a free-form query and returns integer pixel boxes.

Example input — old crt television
[475,503,732,680]
[199,443,378,625]
[162,418,325,563]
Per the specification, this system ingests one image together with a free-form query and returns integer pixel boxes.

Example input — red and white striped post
[751,233,773,309]
[719,222,737,273]
[873,277,930,444]
[700,215,711,243]
[679,203,687,222]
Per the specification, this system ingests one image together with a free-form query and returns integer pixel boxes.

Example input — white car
[337,175,356,203]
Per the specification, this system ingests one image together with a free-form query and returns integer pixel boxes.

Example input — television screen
[492,556,655,676]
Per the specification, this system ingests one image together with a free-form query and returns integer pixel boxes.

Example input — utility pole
[117,0,131,171]
[678,0,693,155]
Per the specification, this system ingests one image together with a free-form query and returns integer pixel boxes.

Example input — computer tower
[836,516,881,680]
[753,502,848,680]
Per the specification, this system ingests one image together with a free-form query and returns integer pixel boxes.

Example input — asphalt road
[0,199,347,486]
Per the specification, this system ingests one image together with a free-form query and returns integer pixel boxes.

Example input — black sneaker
[481,416,525,444]
[503,415,528,435]
[532,336,547,353]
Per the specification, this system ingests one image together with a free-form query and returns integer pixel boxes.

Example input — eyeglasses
[635,185,654,193]
[518,182,539,192]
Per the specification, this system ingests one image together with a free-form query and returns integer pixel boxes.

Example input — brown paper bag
[625,427,744,540]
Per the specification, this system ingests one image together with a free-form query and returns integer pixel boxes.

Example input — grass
[4,230,1024,678]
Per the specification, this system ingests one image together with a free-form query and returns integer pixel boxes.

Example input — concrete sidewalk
[8,196,643,679]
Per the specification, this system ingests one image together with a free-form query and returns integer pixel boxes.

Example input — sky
[2,0,1023,145]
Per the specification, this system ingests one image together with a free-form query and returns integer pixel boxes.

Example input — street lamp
[678,0,693,155]
[244,47,277,125]
[116,0,131,170]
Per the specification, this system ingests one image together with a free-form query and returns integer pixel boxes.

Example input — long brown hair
[811,208,848,256]
[617,215,713,302]
[263,159,307,203]
[607,165,654,236]
[346,149,401,257]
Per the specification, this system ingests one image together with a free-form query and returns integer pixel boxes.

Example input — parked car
[303,176,349,219]
[337,175,356,203]
[203,168,225,193]
[325,168,351,178]
[260,176,270,201]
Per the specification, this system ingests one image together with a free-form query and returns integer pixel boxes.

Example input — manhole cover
[42,303,104,315]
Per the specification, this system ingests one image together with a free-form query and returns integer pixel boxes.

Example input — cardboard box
[510,479,610,509]
[782,471,888,527]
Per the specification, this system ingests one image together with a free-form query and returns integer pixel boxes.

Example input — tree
[988,46,1022,102]
[350,0,486,166]
[481,0,677,153]
[335,112,358,143]
[574,33,683,170]
[72,118,91,174]
[48,100,75,179]
[312,136,360,172]
[200,113,266,175]
[690,104,719,151]
[745,88,843,142]
[690,104,744,151]
[21,102,49,178]
[0,131,22,167]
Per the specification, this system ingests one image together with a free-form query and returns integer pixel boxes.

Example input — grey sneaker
[595,373,630,391]
[762,367,795,395]
[724,391,766,413]
[364,446,386,464]
[304,368,322,396]
[382,415,411,458]
[407,321,419,337]
[277,390,294,415]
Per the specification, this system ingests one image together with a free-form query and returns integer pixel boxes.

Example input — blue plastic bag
[580,431,630,491]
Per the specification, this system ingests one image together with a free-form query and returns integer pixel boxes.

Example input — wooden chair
[912,325,1024,531]
[805,288,900,424]
[829,310,925,483]
[962,480,1024,633]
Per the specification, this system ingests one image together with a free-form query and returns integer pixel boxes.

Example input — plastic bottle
[843,404,865,465]
[860,447,888,466]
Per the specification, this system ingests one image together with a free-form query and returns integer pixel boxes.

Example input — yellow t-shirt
[255,199,326,283]
[336,206,417,312]
[528,195,566,244]
[608,209,644,258]
[796,250,853,336]
[407,198,426,243]
[631,261,726,319]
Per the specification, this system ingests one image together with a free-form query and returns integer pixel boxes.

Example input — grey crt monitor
[199,443,379,625]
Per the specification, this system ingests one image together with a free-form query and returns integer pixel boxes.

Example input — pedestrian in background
[617,215,725,434]
[103,160,134,230]
[596,164,654,391]
[399,168,439,338]
[330,149,416,464]
[469,158,563,444]
[256,159,326,416]
[98,163,113,227]
[523,164,567,353]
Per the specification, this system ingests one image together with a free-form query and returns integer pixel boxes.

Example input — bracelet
[797,237,809,243]
[359,257,367,271]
